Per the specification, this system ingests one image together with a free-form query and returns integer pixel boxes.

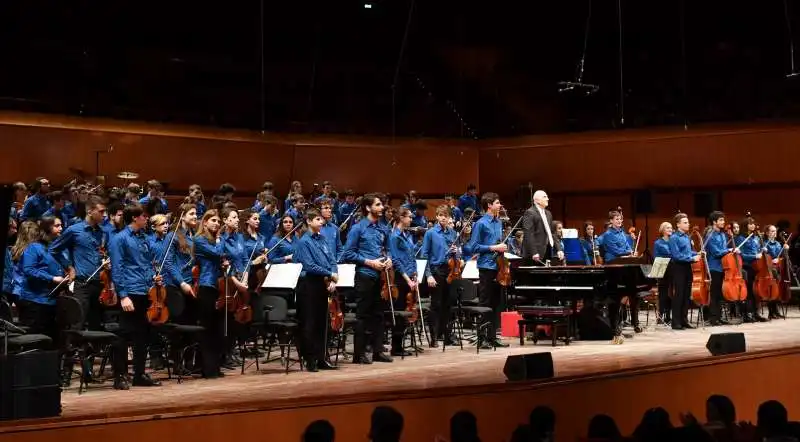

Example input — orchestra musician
[444,193,463,224]
[736,216,767,322]
[49,196,109,331]
[653,221,673,324]
[193,209,227,378]
[464,193,509,348]
[552,220,566,263]
[104,201,126,239]
[579,221,596,265]
[421,205,458,348]
[705,211,735,326]
[341,193,394,364]
[668,213,701,331]
[257,194,280,240]
[763,224,788,319]
[602,210,642,340]
[458,184,479,215]
[267,215,297,264]
[108,203,162,389]
[188,184,206,217]
[139,180,168,214]
[294,208,339,372]
[2,217,17,305]
[20,177,51,221]
[521,190,563,265]
[317,198,343,263]
[389,207,417,356]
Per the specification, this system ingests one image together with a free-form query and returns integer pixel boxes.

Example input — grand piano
[509,259,657,343]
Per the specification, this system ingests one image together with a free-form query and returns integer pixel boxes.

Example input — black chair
[163,289,205,382]
[450,279,495,353]
[236,292,274,374]
[261,295,301,374]
[0,299,53,350]
[56,296,119,393]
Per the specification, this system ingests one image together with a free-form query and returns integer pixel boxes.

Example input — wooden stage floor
[34,311,799,423]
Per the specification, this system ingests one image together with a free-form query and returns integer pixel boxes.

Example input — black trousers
[429,265,452,341]
[197,286,224,377]
[297,275,328,362]
[112,295,152,379]
[16,299,58,343]
[742,265,760,316]
[72,280,104,330]
[391,272,410,351]
[478,268,502,339]
[1,291,16,306]
[671,262,692,328]
[606,266,641,335]
[657,264,673,320]
[709,270,724,322]
[354,272,385,357]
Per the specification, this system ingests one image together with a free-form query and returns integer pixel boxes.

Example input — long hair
[175,203,197,255]
[12,221,43,262]
[195,209,220,243]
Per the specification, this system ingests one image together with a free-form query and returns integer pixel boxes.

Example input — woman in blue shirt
[267,215,298,264]
[579,221,598,266]
[193,209,226,379]
[653,221,673,324]
[736,216,767,322]
[388,207,418,356]
[763,225,788,319]
[14,221,65,339]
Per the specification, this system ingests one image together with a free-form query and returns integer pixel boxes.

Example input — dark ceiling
[2,0,800,138]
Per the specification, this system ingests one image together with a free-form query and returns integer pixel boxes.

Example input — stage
[3,313,800,441]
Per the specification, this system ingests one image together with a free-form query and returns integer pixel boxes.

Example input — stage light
[364,3,372,8]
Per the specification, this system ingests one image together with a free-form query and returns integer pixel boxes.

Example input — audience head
[450,410,480,442]
[369,406,403,442]
[757,400,789,438]
[706,394,736,426]
[529,406,556,440]
[587,414,621,440]
[302,420,334,442]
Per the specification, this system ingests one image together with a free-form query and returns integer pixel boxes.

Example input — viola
[191,263,200,295]
[146,270,169,325]
[497,254,511,286]
[720,228,747,302]
[97,245,118,307]
[380,265,399,301]
[325,276,344,332]
[406,278,419,323]
[689,227,710,306]
[447,248,464,284]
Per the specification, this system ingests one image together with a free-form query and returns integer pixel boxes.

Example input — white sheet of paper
[647,257,671,279]
[562,228,578,239]
[504,252,522,260]
[261,263,303,289]
[336,264,356,288]
[415,259,427,280]
[462,259,479,279]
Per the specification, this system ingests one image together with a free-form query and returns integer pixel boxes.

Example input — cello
[753,227,780,302]
[778,232,797,304]
[689,226,711,307]
[720,227,749,303]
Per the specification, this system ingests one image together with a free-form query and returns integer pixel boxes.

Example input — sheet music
[336,264,356,288]
[415,259,427,280]
[462,260,479,279]
[561,228,578,239]
[504,252,522,260]
[261,263,303,289]
[647,257,671,279]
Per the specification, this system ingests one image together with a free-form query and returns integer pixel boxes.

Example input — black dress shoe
[493,340,510,348]
[478,342,493,350]
[317,360,338,370]
[353,355,372,365]
[132,374,161,387]
[429,341,439,348]
[671,326,684,330]
[304,360,319,372]
[113,377,130,390]
[372,352,393,363]
[682,324,695,330]
[391,349,412,357]
[633,325,643,333]
[755,315,768,322]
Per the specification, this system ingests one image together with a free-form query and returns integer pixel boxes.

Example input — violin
[191,263,200,295]
[496,213,523,286]
[235,236,268,325]
[720,226,748,302]
[97,245,118,307]
[689,226,710,306]
[753,227,780,302]
[325,276,344,332]
[591,235,604,266]
[146,264,169,324]
[406,277,419,323]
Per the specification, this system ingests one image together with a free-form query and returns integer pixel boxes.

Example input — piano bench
[516,306,573,347]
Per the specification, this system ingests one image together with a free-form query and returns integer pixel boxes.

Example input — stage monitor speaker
[503,352,554,381]
[634,190,654,214]
[693,192,718,218]
[0,351,62,420]
[706,333,746,356]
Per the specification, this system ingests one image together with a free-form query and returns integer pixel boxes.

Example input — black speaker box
[706,333,746,356]
[0,351,62,420]
[503,352,554,381]
[634,190,654,214]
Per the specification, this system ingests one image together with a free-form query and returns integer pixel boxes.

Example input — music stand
[1,318,25,356]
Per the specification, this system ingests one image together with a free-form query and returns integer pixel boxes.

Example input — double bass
[689,226,711,307]
[720,227,749,303]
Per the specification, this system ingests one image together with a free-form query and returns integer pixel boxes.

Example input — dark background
[1,0,799,139]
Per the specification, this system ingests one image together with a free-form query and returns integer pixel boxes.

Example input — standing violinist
[219,207,249,367]
[668,213,701,331]
[341,193,394,364]
[108,203,162,389]
[193,210,226,378]
[736,217,767,323]
[763,225,788,319]
[294,208,339,372]
[602,210,642,339]
[49,196,109,331]
[421,206,458,348]
[388,207,417,356]
[653,221,673,324]
[464,193,509,349]
[705,211,735,326]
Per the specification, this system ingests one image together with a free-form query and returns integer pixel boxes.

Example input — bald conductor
[521,190,564,264]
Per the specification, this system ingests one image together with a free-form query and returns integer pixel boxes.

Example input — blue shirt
[342,218,391,278]
[138,195,169,213]
[653,237,672,259]
[668,230,697,263]
[579,239,593,265]
[242,232,267,273]
[421,224,457,277]
[109,227,156,297]
[18,242,64,306]
[222,231,247,274]
[602,227,633,263]
[148,233,174,281]
[165,228,195,287]
[736,234,760,265]
[20,194,51,221]
[266,235,296,264]
[390,228,417,278]
[458,193,479,214]
[321,222,343,263]
[295,231,338,278]
[450,206,464,223]
[285,207,302,225]
[194,235,225,288]
[705,231,730,273]
[464,214,503,270]
[765,239,783,259]
[337,202,358,227]
[258,210,279,240]
[43,207,71,228]
[2,247,12,294]
[195,201,206,218]
[49,220,108,281]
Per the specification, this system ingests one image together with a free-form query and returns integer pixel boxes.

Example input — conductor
[521,190,564,265]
